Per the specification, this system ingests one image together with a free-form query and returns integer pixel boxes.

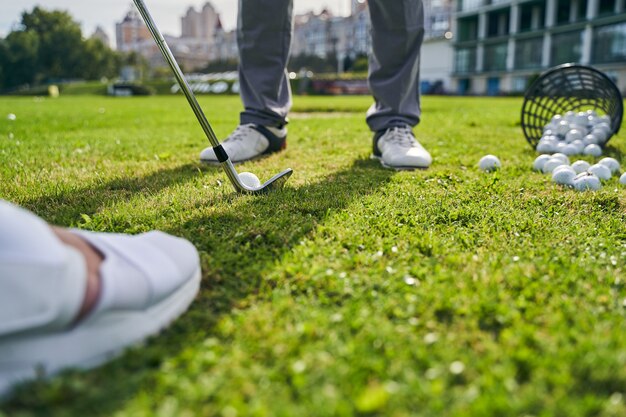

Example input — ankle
[52,227,102,321]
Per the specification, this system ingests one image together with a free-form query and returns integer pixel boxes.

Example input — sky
[1,0,349,44]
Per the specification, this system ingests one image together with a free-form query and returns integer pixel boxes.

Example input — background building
[452,0,626,95]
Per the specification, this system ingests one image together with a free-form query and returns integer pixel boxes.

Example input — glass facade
[458,16,479,42]
[484,42,508,71]
[519,2,546,33]
[593,22,626,64]
[551,30,584,65]
[598,0,617,16]
[458,0,485,12]
[515,37,544,69]
[455,47,477,73]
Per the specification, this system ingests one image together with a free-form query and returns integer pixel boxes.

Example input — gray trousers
[237,0,425,132]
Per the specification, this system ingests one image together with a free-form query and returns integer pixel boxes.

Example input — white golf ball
[479,155,501,172]
[238,172,261,188]
[583,144,603,157]
[565,129,584,143]
[570,140,585,154]
[536,140,556,154]
[533,155,552,171]
[556,120,570,136]
[575,112,589,126]
[7,113,16,121]
[562,144,579,156]
[571,160,591,174]
[583,134,600,146]
[564,111,576,122]
[588,163,612,180]
[552,168,576,186]
[551,153,570,164]
[620,172,626,186]
[542,158,566,174]
[590,128,608,144]
[555,142,568,152]
[573,173,601,191]
[551,114,564,124]
[598,157,620,174]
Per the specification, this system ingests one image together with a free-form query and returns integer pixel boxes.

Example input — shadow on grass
[2,158,395,416]
[17,163,211,226]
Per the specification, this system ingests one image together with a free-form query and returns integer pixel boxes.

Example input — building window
[576,0,589,21]
[593,22,626,64]
[487,9,510,38]
[556,0,571,24]
[458,0,484,13]
[455,47,477,73]
[512,76,528,93]
[551,31,584,65]
[515,37,544,69]
[558,0,589,22]
[458,16,479,42]
[598,0,617,15]
[458,78,471,95]
[484,42,508,71]
[519,2,546,33]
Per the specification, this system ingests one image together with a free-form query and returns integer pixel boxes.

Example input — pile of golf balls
[536,110,613,157]
[534,154,623,191]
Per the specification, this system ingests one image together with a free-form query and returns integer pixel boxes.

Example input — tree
[21,7,84,80]
[0,30,40,88]
[82,38,120,80]
[0,6,122,90]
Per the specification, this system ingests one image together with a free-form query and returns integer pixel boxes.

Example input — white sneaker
[200,124,287,164]
[0,202,201,397]
[372,126,432,170]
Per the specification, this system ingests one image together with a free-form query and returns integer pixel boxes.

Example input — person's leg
[200,0,293,164]
[238,0,294,127]
[367,0,424,131]
[0,200,201,397]
[367,0,432,170]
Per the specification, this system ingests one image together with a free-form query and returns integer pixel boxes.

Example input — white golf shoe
[0,201,201,397]
[200,124,287,164]
[372,126,432,170]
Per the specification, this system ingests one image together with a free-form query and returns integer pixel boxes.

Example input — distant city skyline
[0,0,350,44]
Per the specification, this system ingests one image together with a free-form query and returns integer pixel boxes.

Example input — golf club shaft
[132,0,243,190]
[133,0,219,148]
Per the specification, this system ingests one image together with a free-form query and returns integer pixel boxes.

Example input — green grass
[1,95,626,417]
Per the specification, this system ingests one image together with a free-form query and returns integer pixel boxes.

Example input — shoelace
[384,127,417,148]
[226,124,256,143]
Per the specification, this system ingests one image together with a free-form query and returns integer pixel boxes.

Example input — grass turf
[1,95,626,417]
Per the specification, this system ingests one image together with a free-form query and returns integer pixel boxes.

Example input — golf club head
[239,168,293,194]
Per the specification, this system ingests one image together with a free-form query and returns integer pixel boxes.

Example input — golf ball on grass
[571,160,591,174]
[479,155,501,172]
[583,144,603,157]
[533,155,552,171]
[238,172,261,188]
[588,164,612,180]
[599,157,620,174]
[7,113,16,121]
[551,153,570,164]
[573,173,601,191]
[542,158,566,174]
[620,173,626,186]
[552,167,576,186]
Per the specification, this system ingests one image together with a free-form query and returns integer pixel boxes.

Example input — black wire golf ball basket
[521,63,623,148]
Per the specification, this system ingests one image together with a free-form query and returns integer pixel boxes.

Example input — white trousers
[0,200,86,337]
